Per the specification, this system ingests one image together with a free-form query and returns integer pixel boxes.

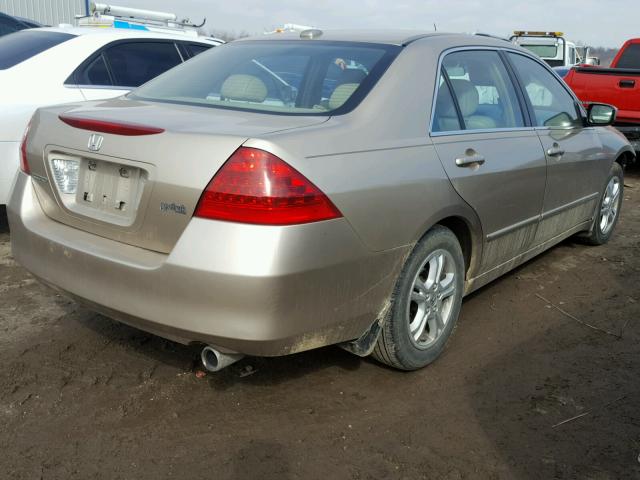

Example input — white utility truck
[510,31,598,68]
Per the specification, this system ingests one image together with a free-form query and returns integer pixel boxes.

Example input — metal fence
[0,0,89,26]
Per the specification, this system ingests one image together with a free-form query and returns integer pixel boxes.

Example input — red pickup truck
[564,39,640,151]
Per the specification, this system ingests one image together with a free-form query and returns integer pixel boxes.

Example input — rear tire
[371,226,464,371]
[581,162,623,246]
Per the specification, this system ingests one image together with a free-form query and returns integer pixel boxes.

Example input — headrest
[449,79,479,117]
[329,83,359,110]
[221,74,268,103]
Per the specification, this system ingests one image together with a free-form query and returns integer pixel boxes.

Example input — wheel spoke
[436,311,445,331]
[411,291,427,303]
[427,253,445,287]
[410,311,429,341]
[431,310,445,334]
[413,277,428,295]
[611,185,621,206]
[439,274,456,299]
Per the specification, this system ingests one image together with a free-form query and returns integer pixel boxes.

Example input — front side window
[104,41,182,88]
[131,41,399,115]
[508,52,582,128]
[0,30,75,70]
[434,50,525,132]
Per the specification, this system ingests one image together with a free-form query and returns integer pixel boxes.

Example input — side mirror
[587,103,616,126]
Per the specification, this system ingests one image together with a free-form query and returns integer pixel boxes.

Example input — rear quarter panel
[248,37,485,274]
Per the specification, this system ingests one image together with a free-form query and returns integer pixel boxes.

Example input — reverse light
[194,147,342,225]
[58,114,164,136]
[50,158,80,194]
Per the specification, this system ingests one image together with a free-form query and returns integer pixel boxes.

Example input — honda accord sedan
[8,30,634,371]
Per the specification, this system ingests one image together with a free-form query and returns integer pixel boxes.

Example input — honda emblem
[88,134,104,152]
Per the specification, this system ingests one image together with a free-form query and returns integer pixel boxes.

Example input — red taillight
[194,147,342,226]
[20,120,31,175]
[58,114,164,136]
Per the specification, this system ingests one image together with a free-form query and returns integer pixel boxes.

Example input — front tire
[371,226,465,371]
[582,162,624,246]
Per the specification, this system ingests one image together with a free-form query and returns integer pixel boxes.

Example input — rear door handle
[546,146,565,157]
[455,154,485,167]
[619,79,636,88]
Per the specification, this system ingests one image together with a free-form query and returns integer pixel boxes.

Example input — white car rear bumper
[0,141,19,205]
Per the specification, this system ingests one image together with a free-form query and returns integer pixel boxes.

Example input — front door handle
[455,154,485,167]
[547,146,565,157]
[619,79,636,88]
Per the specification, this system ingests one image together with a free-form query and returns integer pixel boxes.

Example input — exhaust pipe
[200,346,244,372]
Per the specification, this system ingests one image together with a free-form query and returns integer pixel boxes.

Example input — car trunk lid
[26,98,328,253]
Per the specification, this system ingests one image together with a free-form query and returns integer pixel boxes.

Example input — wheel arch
[615,148,636,168]
[415,211,483,281]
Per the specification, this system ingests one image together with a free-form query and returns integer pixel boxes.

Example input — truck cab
[511,31,588,68]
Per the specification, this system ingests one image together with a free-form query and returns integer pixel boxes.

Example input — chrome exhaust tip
[201,346,244,372]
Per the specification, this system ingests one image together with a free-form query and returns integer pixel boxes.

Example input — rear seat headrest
[221,74,268,103]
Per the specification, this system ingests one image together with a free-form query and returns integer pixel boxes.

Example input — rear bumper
[8,173,406,356]
[0,141,19,205]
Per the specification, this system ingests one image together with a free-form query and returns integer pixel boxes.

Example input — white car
[0,27,222,204]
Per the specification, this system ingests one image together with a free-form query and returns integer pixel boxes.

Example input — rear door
[432,49,547,271]
[70,40,184,100]
[506,52,605,244]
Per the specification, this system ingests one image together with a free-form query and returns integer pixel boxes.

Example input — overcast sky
[128,0,635,49]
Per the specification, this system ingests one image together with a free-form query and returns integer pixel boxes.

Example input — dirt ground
[1,169,639,480]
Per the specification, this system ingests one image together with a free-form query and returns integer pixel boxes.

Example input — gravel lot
[1,168,639,480]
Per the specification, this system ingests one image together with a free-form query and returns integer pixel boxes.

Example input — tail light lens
[194,147,342,225]
[20,120,31,175]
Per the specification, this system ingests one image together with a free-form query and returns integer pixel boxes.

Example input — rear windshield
[0,30,75,70]
[616,43,640,69]
[131,41,400,115]
[521,44,558,59]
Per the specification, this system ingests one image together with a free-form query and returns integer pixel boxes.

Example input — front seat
[449,79,496,130]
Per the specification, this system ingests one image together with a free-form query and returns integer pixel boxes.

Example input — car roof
[237,30,519,49]
[237,29,450,46]
[27,26,220,44]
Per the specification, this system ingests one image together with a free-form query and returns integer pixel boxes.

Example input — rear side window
[0,30,75,70]
[0,16,21,36]
[433,50,525,132]
[104,41,182,88]
[508,53,582,128]
[616,44,640,69]
[432,74,461,132]
[76,54,112,86]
